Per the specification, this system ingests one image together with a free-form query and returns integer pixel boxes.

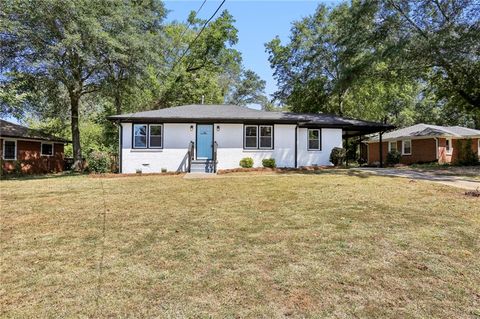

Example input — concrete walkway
[354,168,480,190]
[183,172,218,179]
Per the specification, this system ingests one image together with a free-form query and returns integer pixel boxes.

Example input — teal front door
[196,124,213,159]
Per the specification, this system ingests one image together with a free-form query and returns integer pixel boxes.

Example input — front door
[196,124,213,159]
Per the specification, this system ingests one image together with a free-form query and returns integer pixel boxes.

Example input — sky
[164,0,339,99]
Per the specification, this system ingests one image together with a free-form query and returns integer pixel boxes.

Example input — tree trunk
[70,93,83,171]
[114,90,122,115]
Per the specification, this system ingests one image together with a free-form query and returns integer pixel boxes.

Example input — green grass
[1,173,479,318]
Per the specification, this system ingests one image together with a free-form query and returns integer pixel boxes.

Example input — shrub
[14,160,22,175]
[262,158,276,168]
[161,168,167,173]
[455,139,478,166]
[86,151,111,173]
[239,157,254,168]
[386,150,401,165]
[329,147,346,166]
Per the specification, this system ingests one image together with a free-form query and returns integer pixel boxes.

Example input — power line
[179,0,208,40]
[156,0,207,78]
[170,0,227,72]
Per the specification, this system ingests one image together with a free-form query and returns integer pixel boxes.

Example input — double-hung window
[41,143,53,156]
[388,141,397,152]
[308,129,321,151]
[3,140,16,160]
[402,140,412,155]
[133,124,148,148]
[259,125,273,149]
[133,124,163,149]
[445,138,452,154]
[149,125,162,148]
[244,125,273,150]
[244,126,258,149]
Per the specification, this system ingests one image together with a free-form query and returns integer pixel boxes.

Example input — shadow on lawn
[275,168,372,178]
[0,171,86,181]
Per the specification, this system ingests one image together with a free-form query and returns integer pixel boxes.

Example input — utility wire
[170,0,227,72]
[95,178,108,314]
[158,0,207,77]
[178,0,207,40]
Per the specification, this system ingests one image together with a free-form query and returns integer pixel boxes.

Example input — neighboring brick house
[0,119,69,174]
[364,124,480,165]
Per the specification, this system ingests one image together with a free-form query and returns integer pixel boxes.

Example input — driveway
[355,168,480,190]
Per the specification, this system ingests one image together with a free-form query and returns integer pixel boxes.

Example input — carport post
[379,131,383,168]
[345,135,349,167]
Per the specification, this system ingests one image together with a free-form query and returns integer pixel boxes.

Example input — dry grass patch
[1,173,479,318]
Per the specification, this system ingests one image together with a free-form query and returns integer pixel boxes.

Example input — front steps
[190,160,215,173]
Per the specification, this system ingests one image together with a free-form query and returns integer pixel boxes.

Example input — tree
[265,2,379,115]
[382,0,480,111]
[266,0,480,128]
[225,69,268,107]
[151,10,243,108]
[1,0,166,169]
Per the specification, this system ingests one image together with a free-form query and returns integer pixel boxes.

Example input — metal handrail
[213,141,218,173]
[187,141,194,172]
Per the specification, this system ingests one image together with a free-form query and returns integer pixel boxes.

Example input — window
[149,125,162,148]
[244,125,274,150]
[259,125,273,149]
[402,140,412,155]
[3,140,16,160]
[133,124,147,148]
[388,141,397,152]
[41,143,53,156]
[308,129,321,150]
[244,125,258,149]
[478,140,480,158]
[133,124,163,149]
[445,138,452,154]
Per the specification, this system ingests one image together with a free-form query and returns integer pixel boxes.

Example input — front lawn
[1,173,479,317]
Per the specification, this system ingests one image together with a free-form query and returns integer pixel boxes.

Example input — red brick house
[0,119,69,174]
[364,124,480,166]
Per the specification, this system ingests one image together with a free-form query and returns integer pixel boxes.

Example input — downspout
[294,125,298,168]
[118,122,123,174]
[379,131,384,168]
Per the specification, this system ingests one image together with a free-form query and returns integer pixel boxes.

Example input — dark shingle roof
[369,123,480,141]
[108,104,393,134]
[0,119,69,143]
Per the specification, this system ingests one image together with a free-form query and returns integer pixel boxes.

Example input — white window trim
[244,125,259,149]
[259,125,273,150]
[402,140,412,155]
[148,124,163,149]
[388,141,397,153]
[307,129,322,151]
[445,137,453,155]
[478,139,480,158]
[133,124,148,149]
[2,139,17,160]
[41,142,54,156]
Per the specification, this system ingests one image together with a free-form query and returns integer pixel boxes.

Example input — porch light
[216,125,220,131]
[190,125,194,131]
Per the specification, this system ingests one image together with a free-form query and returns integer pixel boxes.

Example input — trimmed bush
[262,158,276,168]
[239,157,254,168]
[455,139,479,166]
[386,150,401,165]
[329,147,346,166]
[86,151,111,173]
